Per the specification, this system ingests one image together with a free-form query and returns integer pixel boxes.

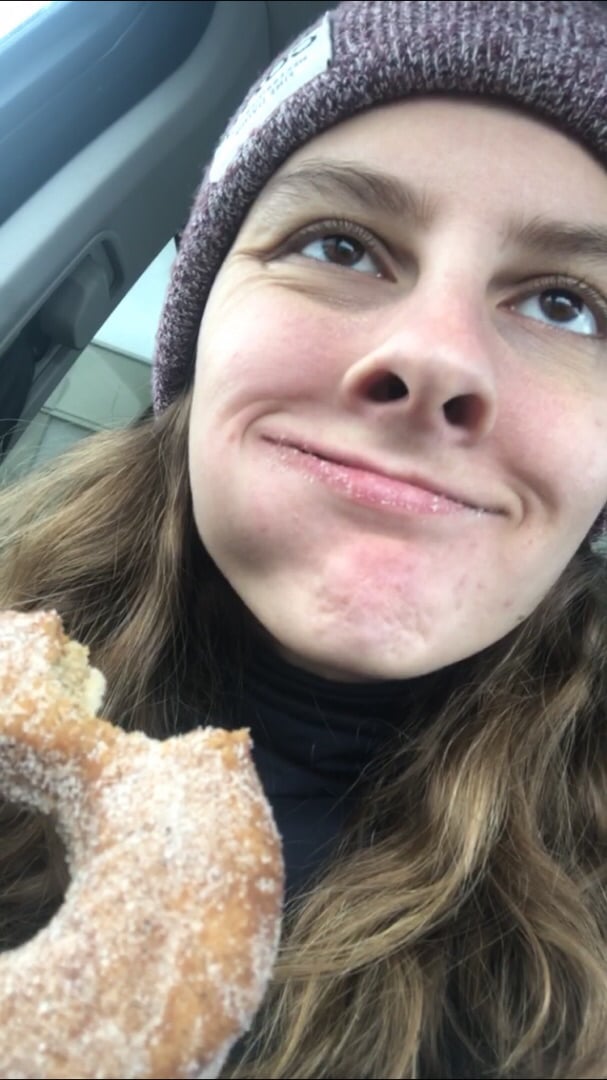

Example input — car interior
[0,0,337,483]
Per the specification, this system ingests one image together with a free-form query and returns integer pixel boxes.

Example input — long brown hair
[0,391,606,1077]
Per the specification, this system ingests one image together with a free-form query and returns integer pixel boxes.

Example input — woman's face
[188,99,607,681]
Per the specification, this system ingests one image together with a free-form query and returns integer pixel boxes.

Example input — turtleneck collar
[222,641,414,793]
[216,643,415,896]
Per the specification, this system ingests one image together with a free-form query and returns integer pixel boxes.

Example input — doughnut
[0,610,284,1080]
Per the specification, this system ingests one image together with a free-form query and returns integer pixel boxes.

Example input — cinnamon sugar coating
[0,610,284,1079]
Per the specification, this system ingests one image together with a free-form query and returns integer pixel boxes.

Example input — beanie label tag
[209,13,332,184]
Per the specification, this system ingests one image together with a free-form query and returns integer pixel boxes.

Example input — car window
[0,240,177,483]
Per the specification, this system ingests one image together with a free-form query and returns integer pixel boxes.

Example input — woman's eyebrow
[504,215,607,267]
[258,161,607,269]
[258,161,438,226]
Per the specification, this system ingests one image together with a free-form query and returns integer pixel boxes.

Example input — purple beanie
[153,0,607,414]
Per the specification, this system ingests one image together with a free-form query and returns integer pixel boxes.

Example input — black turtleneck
[189,645,492,1078]
[219,645,409,899]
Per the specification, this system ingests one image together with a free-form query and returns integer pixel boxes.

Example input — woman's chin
[264,619,450,683]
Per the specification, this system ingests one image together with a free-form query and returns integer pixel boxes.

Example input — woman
[1,1,606,1076]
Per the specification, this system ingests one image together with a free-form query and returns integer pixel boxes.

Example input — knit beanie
[153,0,607,416]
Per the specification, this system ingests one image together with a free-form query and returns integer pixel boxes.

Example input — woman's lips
[264,437,493,516]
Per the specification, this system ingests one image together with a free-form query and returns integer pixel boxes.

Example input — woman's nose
[339,291,499,444]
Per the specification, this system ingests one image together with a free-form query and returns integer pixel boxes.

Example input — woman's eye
[296,233,382,276]
[514,285,605,337]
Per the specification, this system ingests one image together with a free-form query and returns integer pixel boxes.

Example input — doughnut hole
[0,799,69,950]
